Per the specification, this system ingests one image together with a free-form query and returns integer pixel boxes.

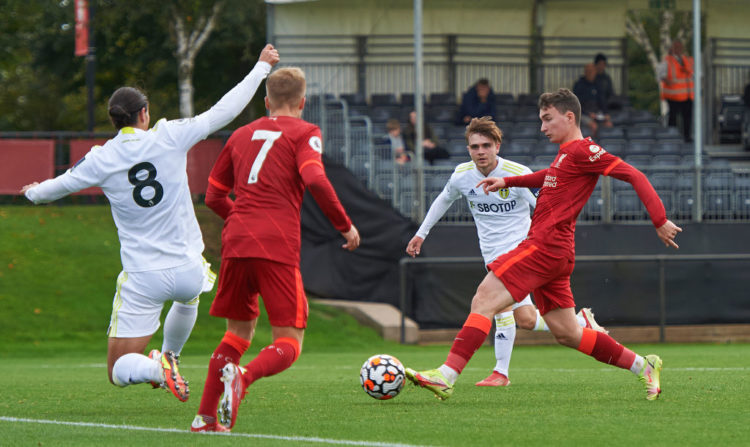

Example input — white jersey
[416,156,537,265]
[25,61,272,272]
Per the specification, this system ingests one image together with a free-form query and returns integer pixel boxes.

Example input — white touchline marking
[0,417,435,447]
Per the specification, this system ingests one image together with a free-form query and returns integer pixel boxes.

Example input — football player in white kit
[21,44,280,402]
[406,116,606,386]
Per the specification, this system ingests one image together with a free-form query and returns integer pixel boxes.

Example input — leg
[161,299,199,355]
[476,306,514,387]
[543,308,662,401]
[406,272,515,399]
[107,335,154,385]
[683,99,693,141]
[240,326,303,387]
[667,100,678,127]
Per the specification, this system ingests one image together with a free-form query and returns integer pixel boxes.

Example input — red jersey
[504,137,667,256]
[207,116,351,265]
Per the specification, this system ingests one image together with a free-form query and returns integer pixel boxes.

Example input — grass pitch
[2,205,749,445]
[1,344,749,446]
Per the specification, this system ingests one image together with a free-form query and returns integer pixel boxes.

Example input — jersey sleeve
[25,146,105,204]
[572,142,622,175]
[415,178,459,239]
[606,160,668,228]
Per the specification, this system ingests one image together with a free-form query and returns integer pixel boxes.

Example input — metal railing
[397,253,750,344]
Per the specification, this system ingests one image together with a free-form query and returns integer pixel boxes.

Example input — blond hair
[266,67,306,109]
[465,116,503,144]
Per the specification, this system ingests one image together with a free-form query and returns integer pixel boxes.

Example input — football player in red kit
[405,88,681,402]
[191,67,360,432]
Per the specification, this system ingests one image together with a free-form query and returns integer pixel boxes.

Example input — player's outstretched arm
[655,219,682,249]
[341,224,360,251]
[199,44,280,134]
[476,177,506,194]
[406,236,424,258]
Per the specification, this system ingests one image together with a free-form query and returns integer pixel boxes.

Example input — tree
[168,0,224,118]
[625,8,693,117]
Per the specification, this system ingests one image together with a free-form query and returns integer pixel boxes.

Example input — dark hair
[476,78,490,87]
[594,53,607,64]
[465,116,503,145]
[108,87,148,129]
[538,88,581,126]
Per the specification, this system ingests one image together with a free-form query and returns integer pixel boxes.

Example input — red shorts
[210,257,308,328]
[487,240,575,315]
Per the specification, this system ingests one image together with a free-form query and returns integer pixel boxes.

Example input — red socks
[445,313,492,374]
[577,327,636,370]
[198,331,250,419]
[241,337,300,386]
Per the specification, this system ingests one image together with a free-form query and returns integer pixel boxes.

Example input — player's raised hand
[20,182,39,194]
[259,44,280,67]
[341,224,360,251]
[655,219,682,249]
[476,177,505,194]
[406,235,424,258]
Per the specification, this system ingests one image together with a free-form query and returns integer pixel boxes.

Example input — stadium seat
[598,139,627,156]
[370,93,399,106]
[399,93,425,107]
[506,139,537,156]
[627,126,656,140]
[597,127,626,140]
[537,141,560,155]
[627,139,655,155]
[374,172,394,196]
[494,93,515,106]
[517,93,538,106]
[703,190,733,219]
[623,155,652,169]
[734,175,750,219]
[340,93,367,106]
[654,126,682,140]
[447,138,468,155]
[429,92,456,105]
[655,141,683,155]
[717,95,745,143]
[613,190,646,220]
[609,109,630,126]
[531,155,555,170]
[509,125,540,140]
[514,107,540,124]
[428,105,458,123]
[369,106,400,123]
[675,174,696,219]
[504,155,532,167]
[629,109,657,124]
[580,182,603,221]
[651,155,682,167]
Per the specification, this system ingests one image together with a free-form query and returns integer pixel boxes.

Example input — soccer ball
[359,354,405,400]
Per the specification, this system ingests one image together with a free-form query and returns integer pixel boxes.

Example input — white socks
[161,301,198,355]
[438,364,459,385]
[111,353,162,387]
[630,355,645,375]
[533,309,549,331]
[492,311,516,376]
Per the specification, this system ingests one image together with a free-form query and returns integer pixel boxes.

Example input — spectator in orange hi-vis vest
[658,40,694,142]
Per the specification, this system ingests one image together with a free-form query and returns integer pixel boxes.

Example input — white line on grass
[0,416,434,447]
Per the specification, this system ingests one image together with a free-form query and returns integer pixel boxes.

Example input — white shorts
[511,295,533,310]
[107,257,216,338]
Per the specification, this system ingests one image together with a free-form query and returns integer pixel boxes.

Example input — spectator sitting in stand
[379,118,411,164]
[594,53,617,110]
[458,78,496,124]
[404,110,450,165]
[572,63,613,137]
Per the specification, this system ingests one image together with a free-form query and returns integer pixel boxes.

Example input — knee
[553,332,579,348]
[515,314,536,330]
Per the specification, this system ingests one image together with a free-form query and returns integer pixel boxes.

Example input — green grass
[2,205,750,445]
[1,344,749,446]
